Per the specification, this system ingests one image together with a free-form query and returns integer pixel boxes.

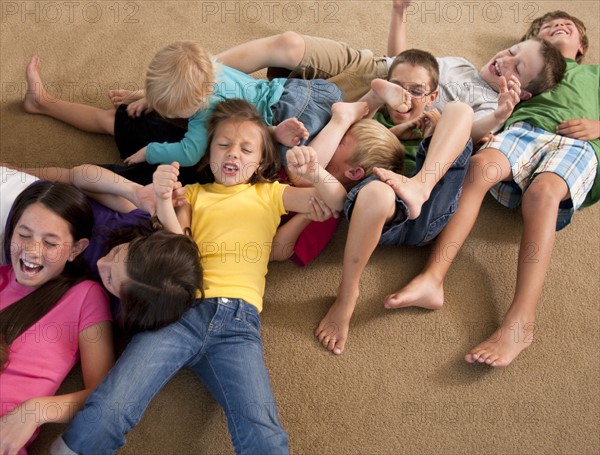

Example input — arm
[270,199,338,261]
[154,162,186,234]
[10,164,184,215]
[387,0,413,56]
[283,146,347,214]
[14,165,139,213]
[0,322,114,455]
[138,110,212,167]
[471,75,520,144]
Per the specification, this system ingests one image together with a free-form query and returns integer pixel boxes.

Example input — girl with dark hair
[0,182,114,455]
[53,99,348,455]
[0,165,203,333]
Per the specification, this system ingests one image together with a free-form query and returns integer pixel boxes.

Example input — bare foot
[108,89,144,107]
[331,101,369,125]
[23,56,50,114]
[384,272,444,310]
[315,300,354,355]
[465,318,535,367]
[371,79,411,113]
[372,167,429,220]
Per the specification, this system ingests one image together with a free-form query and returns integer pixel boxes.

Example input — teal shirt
[507,60,600,207]
[146,64,286,166]
[373,111,421,176]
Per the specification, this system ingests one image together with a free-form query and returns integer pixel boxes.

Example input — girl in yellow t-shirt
[54,99,347,455]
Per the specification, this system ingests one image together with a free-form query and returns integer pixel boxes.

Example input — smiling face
[97,243,130,297]
[537,17,584,60]
[480,39,545,95]
[386,62,437,125]
[209,119,264,185]
[10,203,87,288]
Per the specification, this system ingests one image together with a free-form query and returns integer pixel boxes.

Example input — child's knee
[274,31,305,55]
[522,173,568,208]
[467,150,510,188]
[356,181,396,216]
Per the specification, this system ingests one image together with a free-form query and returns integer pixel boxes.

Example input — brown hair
[197,99,281,184]
[117,230,203,332]
[522,11,588,63]
[1,182,93,371]
[525,38,566,95]
[145,41,215,118]
[388,49,440,90]
[346,120,405,176]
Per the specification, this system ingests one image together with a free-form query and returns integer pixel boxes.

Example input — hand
[108,89,145,107]
[494,75,521,123]
[389,117,424,140]
[134,183,185,215]
[557,119,600,141]
[273,118,309,147]
[305,197,339,222]
[285,146,319,181]
[0,401,40,455]
[416,108,441,138]
[153,162,181,201]
[126,97,151,117]
[123,147,147,165]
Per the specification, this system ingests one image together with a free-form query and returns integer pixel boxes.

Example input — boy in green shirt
[381,10,599,368]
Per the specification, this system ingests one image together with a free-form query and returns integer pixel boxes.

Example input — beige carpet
[2,1,599,454]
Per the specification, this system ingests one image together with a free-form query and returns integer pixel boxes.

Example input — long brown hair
[0,182,93,371]
[196,99,281,184]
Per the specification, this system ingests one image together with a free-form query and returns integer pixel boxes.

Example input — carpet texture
[1,1,599,454]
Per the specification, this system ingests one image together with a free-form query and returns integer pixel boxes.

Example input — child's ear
[520,90,533,101]
[426,90,439,105]
[69,238,90,262]
[344,166,366,182]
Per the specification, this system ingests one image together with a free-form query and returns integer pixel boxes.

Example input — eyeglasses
[391,81,435,98]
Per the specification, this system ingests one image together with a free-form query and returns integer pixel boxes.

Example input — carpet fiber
[1,1,599,454]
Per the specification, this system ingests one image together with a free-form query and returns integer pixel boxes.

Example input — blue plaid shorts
[488,122,597,230]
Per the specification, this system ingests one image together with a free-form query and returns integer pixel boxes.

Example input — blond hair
[346,119,405,176]
[145,41,215,118]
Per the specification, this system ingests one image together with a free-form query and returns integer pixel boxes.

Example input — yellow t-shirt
[185,182,287,312]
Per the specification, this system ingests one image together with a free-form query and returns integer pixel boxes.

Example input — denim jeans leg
[403,138,474,246]
[188,299,289,455]
[60,306,209,455]
[273,79,343,164]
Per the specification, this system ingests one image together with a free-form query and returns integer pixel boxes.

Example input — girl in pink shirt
[0,182,114,455]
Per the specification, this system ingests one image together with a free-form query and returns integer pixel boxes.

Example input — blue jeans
[55,298,288,455]
[344,137,473,246]
[272,78,343,164]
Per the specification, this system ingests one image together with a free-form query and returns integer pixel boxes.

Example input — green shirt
[373,111,421,176]
[507,59,600,207]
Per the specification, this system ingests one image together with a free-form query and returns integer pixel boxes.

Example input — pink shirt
[0,265,111,429]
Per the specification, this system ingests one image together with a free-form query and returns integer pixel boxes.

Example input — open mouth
[490,61,501,77]
[551,29,568,36]
[20,258,43,276]
[222,162,239,175]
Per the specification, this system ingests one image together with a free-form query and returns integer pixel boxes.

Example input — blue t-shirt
[146,64,287,166]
